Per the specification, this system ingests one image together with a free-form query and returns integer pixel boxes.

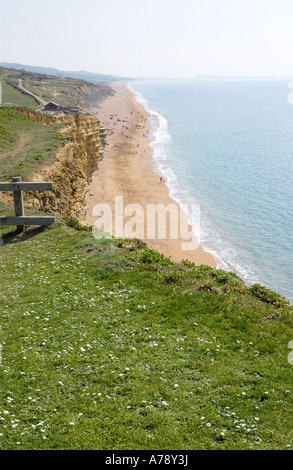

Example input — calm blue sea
[130,78,293,304]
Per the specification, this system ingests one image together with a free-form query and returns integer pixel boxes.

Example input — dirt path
[18,79,46,107]
[0,133,33,161]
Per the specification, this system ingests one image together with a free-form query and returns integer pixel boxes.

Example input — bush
[249,284,289,308]
[63,217,92,232]
[137,247,172,266]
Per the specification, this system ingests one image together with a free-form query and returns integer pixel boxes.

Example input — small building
[43,101,61,111]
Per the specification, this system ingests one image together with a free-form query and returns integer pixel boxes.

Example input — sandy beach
[85,82,216,268]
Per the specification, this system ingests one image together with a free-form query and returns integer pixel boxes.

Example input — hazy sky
[1,0,293,78]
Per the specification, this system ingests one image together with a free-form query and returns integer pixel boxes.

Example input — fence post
[0,179,55,229]
[12,176,24,232]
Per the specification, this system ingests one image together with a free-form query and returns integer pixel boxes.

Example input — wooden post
[12,177,24,232]
[0,178,55,229]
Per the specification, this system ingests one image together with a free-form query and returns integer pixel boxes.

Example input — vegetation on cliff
[0,107,65,181]
[0,215,292,450]
[0,66,115,112]
[0,67,110,217]
[0,69,38,109]
[0,106,105,219]
[0,66,292,451]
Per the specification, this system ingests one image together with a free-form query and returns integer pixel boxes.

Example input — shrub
[137,247,172,266]
[249,284,289,308]
[63,217,92,232]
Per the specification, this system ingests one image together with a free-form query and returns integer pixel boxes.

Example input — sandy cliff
[5,109,106,220]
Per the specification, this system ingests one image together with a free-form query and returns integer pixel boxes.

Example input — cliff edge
[1,108,107,220]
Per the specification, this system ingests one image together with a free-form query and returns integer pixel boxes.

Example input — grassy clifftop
[0,69,38,109]
[0,217,292,450]
[0,106,106,219]
[0,70,292,450]
[0,107,65,181]
[0,66,115,112]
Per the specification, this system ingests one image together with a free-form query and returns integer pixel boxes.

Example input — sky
[1,0,293,78]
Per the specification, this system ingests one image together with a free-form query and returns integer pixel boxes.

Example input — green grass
[0,68,79,109]
[0,213,292,450]
[0,70,38,109]
[0,107,65,180]
[0,66,115,113]
[20,76,81,108]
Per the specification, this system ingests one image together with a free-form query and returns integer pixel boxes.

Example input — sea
[129,78,293,304]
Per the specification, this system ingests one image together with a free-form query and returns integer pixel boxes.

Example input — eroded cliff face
[6,110,106,220]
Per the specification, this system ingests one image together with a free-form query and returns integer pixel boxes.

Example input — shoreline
[85,82,217,268]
